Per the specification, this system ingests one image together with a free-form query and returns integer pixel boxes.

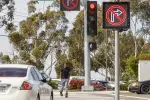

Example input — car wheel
[141,84,150,94]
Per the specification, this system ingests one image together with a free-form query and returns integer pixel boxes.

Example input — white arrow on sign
[67,0,74,6]
[111,9,123,22]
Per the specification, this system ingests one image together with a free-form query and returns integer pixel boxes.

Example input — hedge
[48,80,58,89]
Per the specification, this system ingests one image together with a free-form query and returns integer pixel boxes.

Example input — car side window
[33,67,43,81]
[30,67,39,81]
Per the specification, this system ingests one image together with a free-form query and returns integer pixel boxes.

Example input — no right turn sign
[60,0,80,11]
[103,2,130,29]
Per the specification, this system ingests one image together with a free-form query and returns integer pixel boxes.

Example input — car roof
[0,64,34,69]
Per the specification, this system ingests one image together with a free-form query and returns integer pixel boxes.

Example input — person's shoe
[60,91,63,96]
[65,93,68,98]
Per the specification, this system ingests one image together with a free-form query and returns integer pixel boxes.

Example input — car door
[41,73,52,97]
[30,67,42,98]
[28,67,39,100]
[30,67,45,100]
[33,67,50,100]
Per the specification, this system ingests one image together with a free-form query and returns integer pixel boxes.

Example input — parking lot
[54,91,150,100]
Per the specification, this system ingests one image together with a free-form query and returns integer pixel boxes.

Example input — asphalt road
[53,91,150,100]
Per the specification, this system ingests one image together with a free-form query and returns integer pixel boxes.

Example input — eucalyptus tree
[8,0,68,70]
[0,0,15,31]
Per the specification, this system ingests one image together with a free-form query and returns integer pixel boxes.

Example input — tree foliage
[0,0,15,30]
[8,1,68,70]
[0,52,11,64]
[124,56,138,80]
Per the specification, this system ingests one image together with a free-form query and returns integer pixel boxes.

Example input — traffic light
[87,1,97,36]
[89,42,97,51]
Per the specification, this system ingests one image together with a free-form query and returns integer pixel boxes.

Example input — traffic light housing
[87,1,97,36]
[89,42,97,51]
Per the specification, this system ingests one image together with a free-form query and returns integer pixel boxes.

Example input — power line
[0,35,8,37]
[15,11,28,15]
[14,13,28,18]
[43,0,46,12]
[0,11,28,18]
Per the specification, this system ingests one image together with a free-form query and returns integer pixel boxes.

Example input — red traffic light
[90,3,96,9]
[87,1,97,36]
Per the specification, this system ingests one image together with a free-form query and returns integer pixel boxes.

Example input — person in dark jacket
[60,62,71,98]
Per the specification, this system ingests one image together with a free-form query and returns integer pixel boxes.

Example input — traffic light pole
[84,0,90,86]
[81,0,94,91]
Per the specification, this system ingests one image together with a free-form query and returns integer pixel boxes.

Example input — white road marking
[110,94,149,100]
[54,91,150,100]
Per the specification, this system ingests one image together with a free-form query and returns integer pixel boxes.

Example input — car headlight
[131,82,138,87]
[132,83,136,86]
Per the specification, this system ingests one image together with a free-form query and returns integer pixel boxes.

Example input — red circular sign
[106,5,126,26]
[62,0,79,10]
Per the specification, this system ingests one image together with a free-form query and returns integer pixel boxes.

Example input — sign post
[115,30,120,100]
[103,1,130,100]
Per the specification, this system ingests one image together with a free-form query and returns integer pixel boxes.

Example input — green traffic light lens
[89,28,95,34]
[89,16,95,21]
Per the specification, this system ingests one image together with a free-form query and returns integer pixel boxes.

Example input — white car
[0,64,53,100]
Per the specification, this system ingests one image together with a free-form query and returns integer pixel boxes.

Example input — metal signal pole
[81,0,94,91]
[84,0,90,86]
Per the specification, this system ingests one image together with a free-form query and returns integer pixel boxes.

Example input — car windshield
[0,68,27,77]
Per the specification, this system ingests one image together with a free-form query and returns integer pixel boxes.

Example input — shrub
[48,80,58,89]
[120,82,131,91]
[91,82,106,91]
[91,83,100,91]
[69,79,84,90]
[138,54,150,60]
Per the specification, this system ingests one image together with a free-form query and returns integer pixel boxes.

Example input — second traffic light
[89,42,97,51]
[87,1,97,36]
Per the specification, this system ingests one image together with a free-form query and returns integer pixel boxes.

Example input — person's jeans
[60,79,69,94]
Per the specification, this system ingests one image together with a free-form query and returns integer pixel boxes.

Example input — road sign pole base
[81,86,94,92]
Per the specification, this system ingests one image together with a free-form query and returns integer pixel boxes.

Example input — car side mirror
[41,78,47,83]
